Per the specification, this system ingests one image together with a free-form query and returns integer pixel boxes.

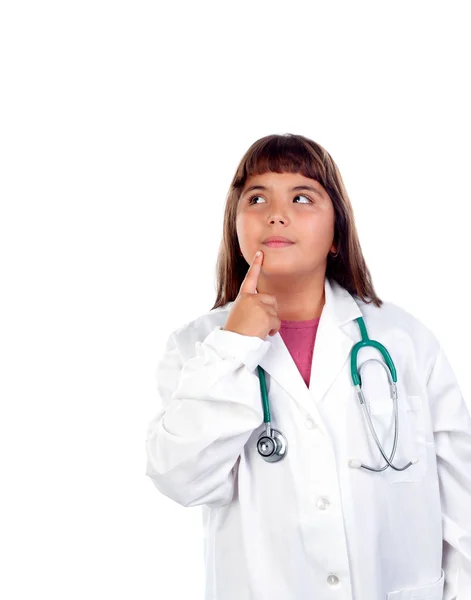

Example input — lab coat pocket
[387,567,444,599]
[361,392,428,483]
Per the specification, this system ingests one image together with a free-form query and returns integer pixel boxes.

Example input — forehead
[245,171,320,186]
[241,171,326,196]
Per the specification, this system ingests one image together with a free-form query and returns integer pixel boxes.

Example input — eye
[248,194,313,205]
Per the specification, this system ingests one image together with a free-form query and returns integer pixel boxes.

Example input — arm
[427,344,471,600]
[145,325,270,508]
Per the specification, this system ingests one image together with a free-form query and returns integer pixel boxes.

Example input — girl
[145,133,470,600]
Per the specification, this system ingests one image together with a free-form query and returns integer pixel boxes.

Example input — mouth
[262,236,294,244]
[263,241,295,248]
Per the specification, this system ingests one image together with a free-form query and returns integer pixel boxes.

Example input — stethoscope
[256,314,419,473]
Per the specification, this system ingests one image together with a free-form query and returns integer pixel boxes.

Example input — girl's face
[236,171,336,279]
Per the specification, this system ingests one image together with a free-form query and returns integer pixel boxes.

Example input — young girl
[145,133,471,600]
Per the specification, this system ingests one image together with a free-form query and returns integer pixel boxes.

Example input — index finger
[239,250,263,295]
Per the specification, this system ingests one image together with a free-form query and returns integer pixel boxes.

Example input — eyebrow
[241,184,323,197]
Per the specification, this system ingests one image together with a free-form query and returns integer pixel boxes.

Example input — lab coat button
[316,497,330,510]
[327,574,340,586]
[305,417,316,429]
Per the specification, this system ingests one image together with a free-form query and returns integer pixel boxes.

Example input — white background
[1,1,470,598]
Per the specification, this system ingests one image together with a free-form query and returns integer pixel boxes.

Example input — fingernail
[255,251,261,257]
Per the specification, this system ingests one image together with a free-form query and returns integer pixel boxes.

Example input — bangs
[236,134,328,190]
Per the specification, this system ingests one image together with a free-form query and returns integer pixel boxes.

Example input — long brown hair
[210,133,382,311]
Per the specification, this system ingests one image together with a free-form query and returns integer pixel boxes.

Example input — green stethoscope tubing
[350,316,397,385]
[256,316,417,472]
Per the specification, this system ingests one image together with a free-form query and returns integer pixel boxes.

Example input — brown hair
[210,133,382,311]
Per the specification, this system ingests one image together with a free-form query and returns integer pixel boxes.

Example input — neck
[256,273,326,321]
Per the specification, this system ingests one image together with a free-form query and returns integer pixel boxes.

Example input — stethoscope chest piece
[257,429,288,462]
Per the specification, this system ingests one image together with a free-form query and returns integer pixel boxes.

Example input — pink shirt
[278,317,321,388]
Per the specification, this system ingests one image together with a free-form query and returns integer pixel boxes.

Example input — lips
[263,240,295,249]
[262,236,294,243]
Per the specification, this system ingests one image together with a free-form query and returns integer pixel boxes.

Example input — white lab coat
[145,276,471,600]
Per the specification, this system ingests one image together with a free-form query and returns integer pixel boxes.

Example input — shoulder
[353,294,440,356]
[165,302,234,358]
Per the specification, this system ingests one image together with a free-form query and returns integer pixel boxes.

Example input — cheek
[235,214,245,237]
[236,213,257,238]
[302,215,335,245]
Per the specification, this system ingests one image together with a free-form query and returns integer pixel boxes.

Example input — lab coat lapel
[257,277,364,418]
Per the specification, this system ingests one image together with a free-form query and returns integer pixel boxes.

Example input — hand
[222,251,280,341]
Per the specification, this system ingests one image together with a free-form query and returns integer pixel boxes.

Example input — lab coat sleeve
[145,325,271,508]
[427,344,471,600]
